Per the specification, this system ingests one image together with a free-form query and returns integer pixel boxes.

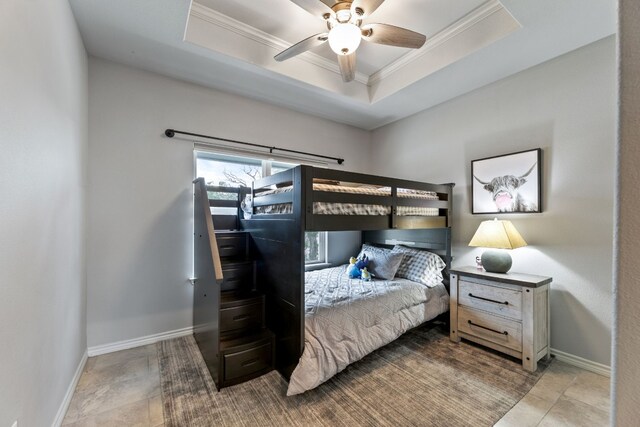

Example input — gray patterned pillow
[357,244,404,280]
[391,245,446,287]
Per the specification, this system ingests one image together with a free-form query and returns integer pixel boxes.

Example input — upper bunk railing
[204,183,251,230]
[248,166,454,231]
[200,166,455,231]
[250,168,296,218]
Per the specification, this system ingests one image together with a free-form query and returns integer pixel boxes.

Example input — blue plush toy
[355,254,369,271]
[347,257,361,278]
[347,254,370,279]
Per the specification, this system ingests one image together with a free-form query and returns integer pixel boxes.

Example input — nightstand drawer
[459,280,522,320]
[458,306,522,352]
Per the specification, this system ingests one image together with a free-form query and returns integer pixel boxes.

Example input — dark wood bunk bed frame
[193,165,454,389]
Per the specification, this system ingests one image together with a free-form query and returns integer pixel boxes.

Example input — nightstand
[450,266,552,372]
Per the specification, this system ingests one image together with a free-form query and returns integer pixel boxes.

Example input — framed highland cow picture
[471,148,542,214]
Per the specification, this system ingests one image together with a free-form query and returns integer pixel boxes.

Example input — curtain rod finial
[338,159,344,165]
[165,129,175,138]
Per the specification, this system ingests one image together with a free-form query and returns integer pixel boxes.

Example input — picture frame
[471,148,542,214]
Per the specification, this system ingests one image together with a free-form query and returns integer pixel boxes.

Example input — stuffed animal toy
[355,254,369,271]
[361,267,372,281]
[347,257,361,278]
[347,255,370,279]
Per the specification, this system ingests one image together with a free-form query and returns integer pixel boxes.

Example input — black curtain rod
[164,129,344,165]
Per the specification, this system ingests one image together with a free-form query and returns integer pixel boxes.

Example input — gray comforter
[287,266,449,396]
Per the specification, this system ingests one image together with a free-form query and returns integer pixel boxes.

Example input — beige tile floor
[495,362,611,427]
[62,344,163,426]
[63,344,611,426]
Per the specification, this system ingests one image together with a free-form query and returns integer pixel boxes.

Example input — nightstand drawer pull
[468,320,508,336]
[468,293,509,305]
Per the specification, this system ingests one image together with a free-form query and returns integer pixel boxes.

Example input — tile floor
[63,344,611,426]
[495,361,611,427]
[62,344,163,426]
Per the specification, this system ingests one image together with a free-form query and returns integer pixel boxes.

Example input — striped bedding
[245,183,440,216]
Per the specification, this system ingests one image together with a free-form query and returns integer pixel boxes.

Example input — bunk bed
[196,165,454,394]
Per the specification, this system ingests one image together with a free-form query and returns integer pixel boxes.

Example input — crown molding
[368,0,514,85]
[188,0,520,98]
[189,2,370,85]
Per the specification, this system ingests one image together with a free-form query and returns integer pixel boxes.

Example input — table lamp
[468,218,527,273]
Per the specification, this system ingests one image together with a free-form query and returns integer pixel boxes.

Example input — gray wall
[613,0,640,423]
[327,231,363,266]
[87,58,371,347]
[0,0,88,425]
[371,37,616,366]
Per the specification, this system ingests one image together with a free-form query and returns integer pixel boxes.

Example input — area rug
[159,323,550,426]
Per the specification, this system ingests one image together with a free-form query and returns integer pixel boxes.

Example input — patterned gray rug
[159,323,549,426]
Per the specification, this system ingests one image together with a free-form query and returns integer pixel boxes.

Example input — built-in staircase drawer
[220,302,263,333]
[216,234,247,258]
[221,263,253,291]
[223,342,272,382]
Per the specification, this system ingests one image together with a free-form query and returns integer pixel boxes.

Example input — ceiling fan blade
[337,53,356,83]
[290,0,334,19]
[274,33,329,62]
[361,23,426,49]
[351,0,386,18]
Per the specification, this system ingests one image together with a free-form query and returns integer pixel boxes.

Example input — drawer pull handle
[468,293,509,305]
[233,314,251,321]
[241,357,259,367]
[467,320,508,336]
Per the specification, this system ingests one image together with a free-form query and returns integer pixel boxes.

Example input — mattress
[245,183,440,216]
[287,265,449,396]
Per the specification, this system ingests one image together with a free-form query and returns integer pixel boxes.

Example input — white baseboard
[87,326,194,357]
[551,348,611,377]
[52,349,88,427]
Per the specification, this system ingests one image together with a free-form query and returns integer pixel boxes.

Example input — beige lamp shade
[468,218,527,249]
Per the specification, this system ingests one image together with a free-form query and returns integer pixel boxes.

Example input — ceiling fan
[274,0,427,83]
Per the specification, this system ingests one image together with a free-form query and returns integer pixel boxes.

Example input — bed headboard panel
[363,228,452,290]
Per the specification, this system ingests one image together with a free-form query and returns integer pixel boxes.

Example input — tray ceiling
[185,0,521,103]
[196,0,489,76]
[68,0,616,130]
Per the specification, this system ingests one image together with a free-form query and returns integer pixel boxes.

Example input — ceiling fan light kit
[328,23,361,55]
[275,0,427,82]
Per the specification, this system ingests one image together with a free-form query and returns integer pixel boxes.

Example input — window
[305,232,327,265]
[271,161,294,175]
[196,152,263,188]
[196,151,326,264]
